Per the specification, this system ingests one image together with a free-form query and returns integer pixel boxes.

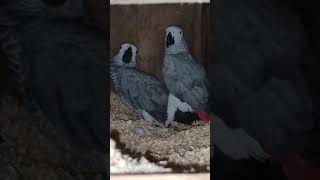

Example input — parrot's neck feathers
[165,40,189,55]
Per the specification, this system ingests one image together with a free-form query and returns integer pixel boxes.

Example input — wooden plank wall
[110,3,209,79]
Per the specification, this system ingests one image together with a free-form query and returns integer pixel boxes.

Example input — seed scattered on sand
[132,127,145,137]
[111,91,210,171]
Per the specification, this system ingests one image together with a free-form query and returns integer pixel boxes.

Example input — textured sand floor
[110,91,210,172]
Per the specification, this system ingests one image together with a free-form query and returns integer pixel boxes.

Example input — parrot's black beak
[166,32,175,48]
[122,47,132,64]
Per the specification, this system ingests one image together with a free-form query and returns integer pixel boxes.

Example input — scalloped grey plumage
[111,59,169,127]
[163,26,209,111]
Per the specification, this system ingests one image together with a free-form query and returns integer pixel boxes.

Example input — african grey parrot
[162,25,210,123]
[111,43,197,128]
[0,0,108,173]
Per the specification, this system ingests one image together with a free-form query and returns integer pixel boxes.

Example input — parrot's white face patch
[165,26,188,54]
[112,43,138,68]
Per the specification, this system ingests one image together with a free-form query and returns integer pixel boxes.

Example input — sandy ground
[110,91,210,173]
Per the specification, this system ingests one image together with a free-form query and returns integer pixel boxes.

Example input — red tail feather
[194,110,210,124]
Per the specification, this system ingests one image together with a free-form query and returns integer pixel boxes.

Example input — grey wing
[164,54,209,110]
[117,69,169,124]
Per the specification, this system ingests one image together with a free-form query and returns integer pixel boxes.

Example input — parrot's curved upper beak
[166,32,175,48]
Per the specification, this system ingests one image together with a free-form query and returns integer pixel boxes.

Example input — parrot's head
[112,43,138,68]
[165,26,188,54]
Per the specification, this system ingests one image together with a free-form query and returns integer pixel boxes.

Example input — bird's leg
[166,108,175,128]
[168,94,193,112]
[166,94,179,127]
[177,102,193,112]
[166,94,193,127]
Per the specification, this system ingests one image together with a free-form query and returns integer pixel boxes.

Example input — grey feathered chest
[163,53,209,110]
